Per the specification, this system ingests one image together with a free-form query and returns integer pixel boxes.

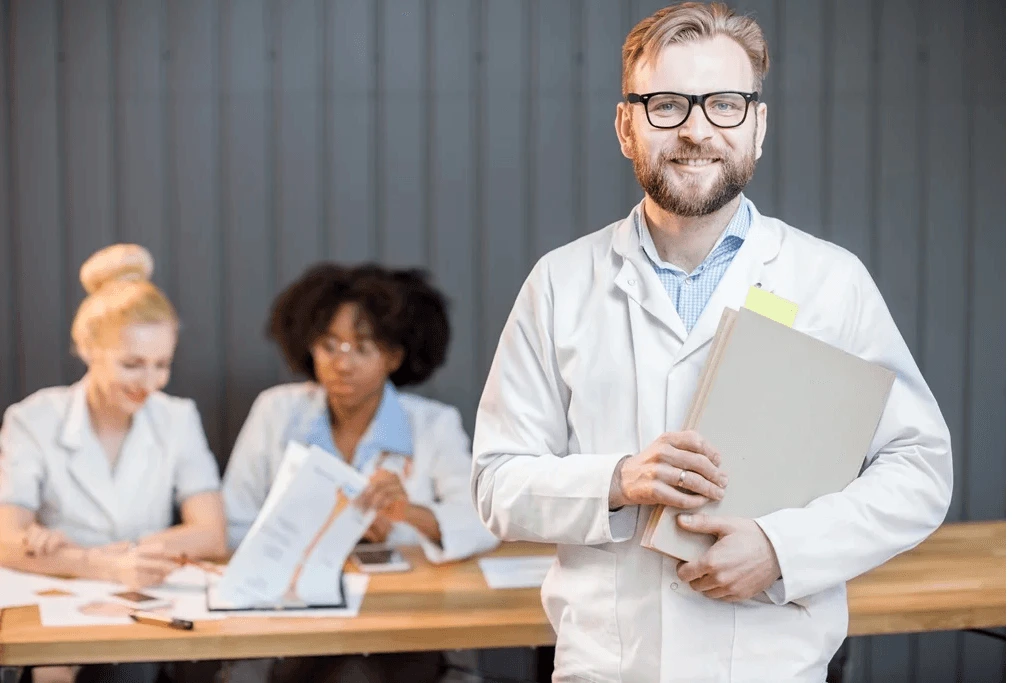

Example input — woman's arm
[402,504,442,544]
[0,504,90,577]
[0,505,187,587]
[137,491,228,560]
[414,407,500,563]
[357,471,442,544]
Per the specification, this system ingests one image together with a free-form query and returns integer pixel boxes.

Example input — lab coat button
[627,279,636,286]
[670,582,679,591]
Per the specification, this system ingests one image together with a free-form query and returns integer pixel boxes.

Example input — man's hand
[675,514,781,602]
[608,431,728,510]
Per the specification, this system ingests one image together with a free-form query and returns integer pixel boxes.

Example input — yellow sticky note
[744,286,798,327]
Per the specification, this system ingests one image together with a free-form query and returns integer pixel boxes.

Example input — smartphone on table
[350,544,411,573]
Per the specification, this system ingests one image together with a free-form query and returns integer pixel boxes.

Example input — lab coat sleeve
[755,257,954,605]
[472,258,638,546]
[0,406,45,512]
[417,406,500,564]
[221,392,276,550]
[173,400,223,506]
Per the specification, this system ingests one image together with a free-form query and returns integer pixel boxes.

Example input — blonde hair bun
[79,244,155,295]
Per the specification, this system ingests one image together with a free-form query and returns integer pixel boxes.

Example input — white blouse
[0,381,221,546]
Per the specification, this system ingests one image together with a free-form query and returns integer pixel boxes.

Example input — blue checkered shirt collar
[635,195,752,275]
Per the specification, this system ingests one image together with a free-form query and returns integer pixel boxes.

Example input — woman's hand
[356,470,409,522]
[100,541,181,589]
[20,524,69,557]
[361,516,394,544]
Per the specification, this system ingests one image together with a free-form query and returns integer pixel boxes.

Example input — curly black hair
[266,262,450,387]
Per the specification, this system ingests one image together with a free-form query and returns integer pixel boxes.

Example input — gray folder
[641,307,896,562]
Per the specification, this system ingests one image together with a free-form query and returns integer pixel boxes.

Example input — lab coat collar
[612,199,783,361]
[58,380,161,534]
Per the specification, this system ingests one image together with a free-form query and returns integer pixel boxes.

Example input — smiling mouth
[670,158,719,167]
[124,389,148,403]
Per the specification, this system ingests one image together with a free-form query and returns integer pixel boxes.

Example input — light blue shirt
[636,196,753,331]
[303,382,414,471]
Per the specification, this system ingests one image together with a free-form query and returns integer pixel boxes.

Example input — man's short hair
[622,2,770,95]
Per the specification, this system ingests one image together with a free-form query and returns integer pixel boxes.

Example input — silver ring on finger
[677,469,688,487]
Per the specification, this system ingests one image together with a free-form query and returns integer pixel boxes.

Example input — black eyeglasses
[625,91,759,129]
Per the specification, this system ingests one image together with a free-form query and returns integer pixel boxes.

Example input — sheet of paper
[0,567,72,608]
[477,556,555,589]
[35,567,226,627]
[207,573,370,618]
[216,442,375,608]
[38,596,135,627]
[0,567,127,609]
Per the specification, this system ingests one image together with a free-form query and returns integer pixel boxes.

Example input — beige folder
[641,307,896,562]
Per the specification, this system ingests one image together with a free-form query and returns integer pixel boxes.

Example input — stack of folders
[641,305,897,562]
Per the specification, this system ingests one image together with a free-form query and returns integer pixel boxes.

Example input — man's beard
[630,133,757,218]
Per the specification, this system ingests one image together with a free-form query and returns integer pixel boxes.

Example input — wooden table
[0,521,1004,667]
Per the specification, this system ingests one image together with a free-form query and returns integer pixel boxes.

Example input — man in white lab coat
[471,3,953,682]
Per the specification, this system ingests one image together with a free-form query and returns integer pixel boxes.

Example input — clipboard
[204,570,348,612]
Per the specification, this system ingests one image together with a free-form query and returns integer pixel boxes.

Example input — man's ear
[616,102,637,159]
[754,102,767,160]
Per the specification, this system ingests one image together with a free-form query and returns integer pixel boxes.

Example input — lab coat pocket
[732,584,847,682]
[543,544,621,683]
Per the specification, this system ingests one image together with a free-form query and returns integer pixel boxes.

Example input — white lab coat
[222,382,499,563]
[0,381,222,546]
[472,201,953,683]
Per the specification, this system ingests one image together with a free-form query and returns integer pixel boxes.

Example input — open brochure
[211,442,376,610]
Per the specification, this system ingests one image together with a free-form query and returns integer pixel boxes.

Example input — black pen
[129,611,194,631]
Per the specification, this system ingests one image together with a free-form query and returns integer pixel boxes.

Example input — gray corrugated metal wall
[0,0,1004,680]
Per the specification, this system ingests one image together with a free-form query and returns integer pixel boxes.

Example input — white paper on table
[145,566,226,621]
[0,567,72,608]
[0,567,125,608]
[37,596,135,627]
[34,566,226,627]
[477,556,555,589]
[207,573,369,618]
[216,442,375,608]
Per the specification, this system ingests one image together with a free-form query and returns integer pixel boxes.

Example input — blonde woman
[0,244,226,683]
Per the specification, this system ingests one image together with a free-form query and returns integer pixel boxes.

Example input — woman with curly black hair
[220,263,498,682]
[223,262,497,557]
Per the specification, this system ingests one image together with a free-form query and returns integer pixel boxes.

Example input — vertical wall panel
[777,0,824,233]
[166,0,223,455]
[381,0,427,267]
[964,0,1006,525]
[480,0,528,376]
[429,0,478,420]
[10,0,64,395]
[867,0,922,679]
[222,0,276,463]
[114,0,168,288]
[734,0,777,215]
[826,0,872,264]
[961,0,1006,677]
[274,0,322,287]
[0,0,16,409]
[326,0,375,263]
[62,0,115,384]
[915,0,970,679]
[531,0,575,260]
[583,0,631,232]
